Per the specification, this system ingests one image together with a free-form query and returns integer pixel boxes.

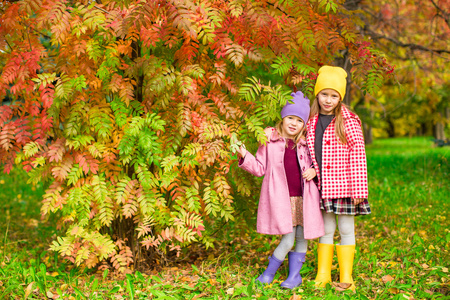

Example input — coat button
[326,165,331,169]
[300,155,303,159]
[326,140,330,145]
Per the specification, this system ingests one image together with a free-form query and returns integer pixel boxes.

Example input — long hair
[310,97,348,144]
[275,118,306,147]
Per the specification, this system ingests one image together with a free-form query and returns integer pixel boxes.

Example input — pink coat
[306,106,369,199]
[239,130,324,238]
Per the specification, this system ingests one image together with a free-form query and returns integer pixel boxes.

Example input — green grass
[0,137,449,299]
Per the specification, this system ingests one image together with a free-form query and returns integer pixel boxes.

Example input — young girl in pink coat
[307,66,371,291]
[236,91,324,289]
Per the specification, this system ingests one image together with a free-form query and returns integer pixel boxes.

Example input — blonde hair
[310,96,348,144]
[275,118,306,147]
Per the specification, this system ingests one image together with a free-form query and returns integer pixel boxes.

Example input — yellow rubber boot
[314,243,334,288]
[336,244,356,291]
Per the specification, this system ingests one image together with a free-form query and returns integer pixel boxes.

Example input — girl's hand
[236,145,247,158]
[353,198,365,205]
[264,127,275,141]
[302,168,316,181]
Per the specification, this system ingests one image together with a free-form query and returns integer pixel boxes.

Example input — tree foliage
[356,0,450,139]
[0,0,392,271]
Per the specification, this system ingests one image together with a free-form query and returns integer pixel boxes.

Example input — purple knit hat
[280,91,310,123]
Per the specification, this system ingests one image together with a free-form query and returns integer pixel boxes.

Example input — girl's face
[281,115,304,139]
[317,89,341,115]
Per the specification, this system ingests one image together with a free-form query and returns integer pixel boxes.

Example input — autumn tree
[0,0,392,271]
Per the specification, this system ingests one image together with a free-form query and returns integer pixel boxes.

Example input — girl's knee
[338,216,355,236]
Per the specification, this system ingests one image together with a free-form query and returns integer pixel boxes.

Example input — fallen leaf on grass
[332,282,352,291]
[289,293,301,300]
[27,219,39,227]
[359,273,370,280]
[382,275,394,283]
[388,261,397,268]
[425,289,434,295]
[443,267,448,273]
[24,282,34,298]
[422,263,430,269]
[226,287,234,295]
[192,293,208,300]
[388,287,399,294]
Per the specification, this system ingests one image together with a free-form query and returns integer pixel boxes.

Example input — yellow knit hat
[314,66,348,100]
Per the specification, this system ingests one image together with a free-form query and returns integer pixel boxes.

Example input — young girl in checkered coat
[307,66,371,291]
[236,91,324,289]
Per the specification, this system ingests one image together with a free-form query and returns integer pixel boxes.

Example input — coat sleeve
[238,144,268,177]
[345,118,369,199]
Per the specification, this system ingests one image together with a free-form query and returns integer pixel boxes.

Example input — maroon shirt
[284,139,303,197]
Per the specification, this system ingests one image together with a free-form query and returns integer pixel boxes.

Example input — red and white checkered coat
[306,106,368,199]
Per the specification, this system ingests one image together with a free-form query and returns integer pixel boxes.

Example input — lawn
[0,137,449,299]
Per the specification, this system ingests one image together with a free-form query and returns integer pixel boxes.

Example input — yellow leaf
[389,261,397,268]
[442,267,448,273]
[24,282,34,299]
[388,287,399,294]
[428,245,435,250]
[28,219,39,227]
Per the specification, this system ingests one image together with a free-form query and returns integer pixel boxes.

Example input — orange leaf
[382,274,395,283]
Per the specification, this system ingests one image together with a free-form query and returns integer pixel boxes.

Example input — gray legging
[319,211,355,245]
[272,225,308,261]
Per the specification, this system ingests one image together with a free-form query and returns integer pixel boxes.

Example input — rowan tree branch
[4,38,13,51]
[429,0,450,28]
[364,28,450,55]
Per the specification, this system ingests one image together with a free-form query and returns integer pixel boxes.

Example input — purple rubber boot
[280,252,306,289]
[256,256,283,284]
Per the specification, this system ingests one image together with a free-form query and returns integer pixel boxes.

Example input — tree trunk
[336,0,362,106]
[386,117,395,137]
[363,111,373,144]
[434,111,447,140]
[335,50,352,106]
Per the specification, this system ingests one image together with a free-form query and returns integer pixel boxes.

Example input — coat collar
[270,129,307,145]
[341,105,357,120]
